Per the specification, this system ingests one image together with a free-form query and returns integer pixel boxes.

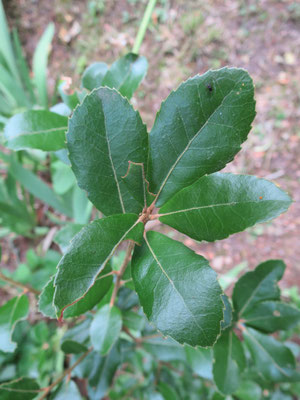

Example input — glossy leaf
[148,68,256,206]
[159,173,291,242]
[90,304,122,355]
[243,327,299,382]
[54,214,143,317]
[233,259,285,316]
[0,294,29,352]
[61,318,91,354]
[4,110,67,151]
[122,310,145,331]
[122,162,147,208]
[213,329,246,395]
[82,62,108,91]
[102,53,148,99]
[243,301,300,333]
[158,382,180,400]
[132,231,224,347]
[0,378,40,400]
[67,87,148,215]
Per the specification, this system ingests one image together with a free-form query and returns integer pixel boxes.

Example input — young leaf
[53,214,143,317]
[148,67,256,206]
[90,304,122,355]
[0,377,40,400]
[61,317,91,354]
[232,259,285,316]
[159,173,291,242]
[0,294,29,352]
[243,327,300,382]
[132,231,224,347]
[102,53,148,99]
[4,110,67,151]
[82,62,109,91]
[67,87,148,216]
[243,301,300,333]
[213,329,246,395]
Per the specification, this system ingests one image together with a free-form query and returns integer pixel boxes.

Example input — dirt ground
[4,0,300,288]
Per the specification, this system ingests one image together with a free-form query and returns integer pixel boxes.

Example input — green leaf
[158,382,180,400]
[54,214,143,317]
[212,329,246,395]
[132,231,224,346]
[51,380,82,400]
[221,294,232,330]
[54,223,85,253]
[39,263,113,319]
[184,346,213,379]
[51,161,76,195]
[122,310,145,331]
[90,304,122,355]
[82,62,108,91]
[67,87,148,215]
[32,22,55,108]
[122,162,148,208]
[58,79,80,110]
[7,157,72,217]
[61,318,91,354]
[148,67,256,206]
[4,110,67,151]
[87,345,121,400]
[243,327,300,382]
[0,377,40,400]
[234,380,262,400]
[233,259,285,316]
[159,173,291,242]
[102,53,148,99]
[243,301,300,333]
[0,294,29,353]
[142,337,187,362]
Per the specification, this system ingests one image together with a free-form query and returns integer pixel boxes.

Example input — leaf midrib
[154,74,245,201]
[9,126,67,139]
[159,200,288,217]
[144,234,208,342]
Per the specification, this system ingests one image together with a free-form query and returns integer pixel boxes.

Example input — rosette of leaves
[41,67,292,353]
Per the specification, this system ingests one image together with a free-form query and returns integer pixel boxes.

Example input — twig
[38,347,93,400]
[0,272,40,295]
[109,241,135,307]
[132,0,157,54]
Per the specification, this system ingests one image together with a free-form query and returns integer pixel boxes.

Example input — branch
[110,241,135,307]
[0,272,40,295]
[38,347,93,399]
